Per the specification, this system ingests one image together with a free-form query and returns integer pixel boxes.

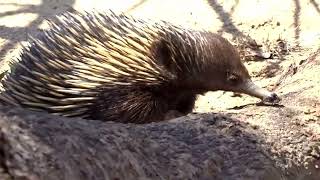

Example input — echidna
[0,11,280,123]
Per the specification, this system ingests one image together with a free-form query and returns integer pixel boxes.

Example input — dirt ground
[0,0,319,178]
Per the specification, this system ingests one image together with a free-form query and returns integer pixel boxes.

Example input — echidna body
[0,11,280,123]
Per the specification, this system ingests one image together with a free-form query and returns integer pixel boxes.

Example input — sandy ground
[0,0,319,116]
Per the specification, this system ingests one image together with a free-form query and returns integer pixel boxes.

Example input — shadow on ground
[0,0,75,62]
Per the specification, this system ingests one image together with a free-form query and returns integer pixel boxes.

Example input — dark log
[0,105,319,180]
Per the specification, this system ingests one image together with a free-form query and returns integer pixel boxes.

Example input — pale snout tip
[239,80,281,105]
[262,92,281,104]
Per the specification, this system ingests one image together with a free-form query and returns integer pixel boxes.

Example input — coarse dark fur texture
[0,11,252,123]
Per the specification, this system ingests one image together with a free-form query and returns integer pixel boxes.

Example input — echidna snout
[236,80,281,103]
